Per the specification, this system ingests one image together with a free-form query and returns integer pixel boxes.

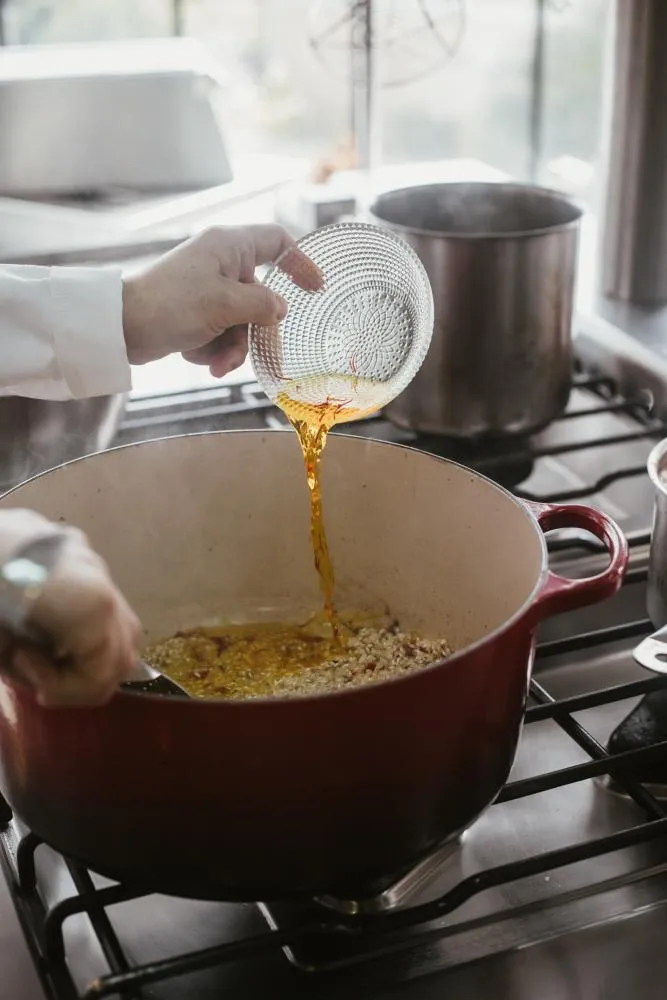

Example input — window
[1,0,174,44]
[0,1,612,394]
[1,0,610,194]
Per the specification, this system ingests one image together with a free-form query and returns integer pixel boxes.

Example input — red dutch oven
[0,431,627,900]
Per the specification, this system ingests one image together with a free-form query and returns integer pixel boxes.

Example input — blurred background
[0,0,609,194]
[0,1,614,399]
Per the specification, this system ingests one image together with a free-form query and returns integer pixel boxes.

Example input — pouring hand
[0,510,141,707]
[122,223,324,378]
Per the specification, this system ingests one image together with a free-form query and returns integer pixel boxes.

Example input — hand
[122,223,323,378]
[0,510,141,707]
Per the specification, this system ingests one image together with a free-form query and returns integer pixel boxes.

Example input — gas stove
[2,369,667,999]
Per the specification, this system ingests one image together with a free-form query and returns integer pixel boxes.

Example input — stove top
[2,370,667,999]
[117,368,664,539]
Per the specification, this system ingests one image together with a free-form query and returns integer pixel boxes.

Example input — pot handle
[524,501,629,620]
[633,625,667,674]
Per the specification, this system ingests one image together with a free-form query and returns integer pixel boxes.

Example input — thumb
[219,280,288,329]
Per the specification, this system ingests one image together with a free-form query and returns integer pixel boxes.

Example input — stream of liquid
[277,375,381,634]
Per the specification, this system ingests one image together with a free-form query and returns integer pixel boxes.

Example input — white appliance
[0,37,233,195]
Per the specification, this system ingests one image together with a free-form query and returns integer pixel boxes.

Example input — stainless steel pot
[0,394,125,496]
[368,182,583,439]
[644,438,667,628]
[633,437,667,678]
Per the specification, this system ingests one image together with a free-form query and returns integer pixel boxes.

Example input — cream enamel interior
[0,432,546,652]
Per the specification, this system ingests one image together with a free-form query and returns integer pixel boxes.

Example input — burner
[315,834,464,916]
[260,834,465,970]
[333,419,535,488]
[604,691,667,796]
[410,433,535,489]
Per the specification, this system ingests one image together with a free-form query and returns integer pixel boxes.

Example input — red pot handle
[524,500,629,621]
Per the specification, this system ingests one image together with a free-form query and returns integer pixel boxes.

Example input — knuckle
[198,225,231,252]
[92,588,117,621]
[271,223,291,243]
[257,283,277,315]
[90,678,117,705]
[63,525,89,548]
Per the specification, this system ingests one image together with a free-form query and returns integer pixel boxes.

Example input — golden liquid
[276,375,381,633]
[145,618,347,700]
[142,610,420,700]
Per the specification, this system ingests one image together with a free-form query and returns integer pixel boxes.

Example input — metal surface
[351,0,380,176]
[600,0,667,304]
[0,393,125,498]
[1,234,185,268]
[633,624,667,675]
[645,436,667,626]
[528,0,546,183]
[575,306,667,421]
[0,39,232,196]
[0,155,306,261]
[369,182,582,439]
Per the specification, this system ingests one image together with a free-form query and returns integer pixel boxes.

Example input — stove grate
[118,371,667,504]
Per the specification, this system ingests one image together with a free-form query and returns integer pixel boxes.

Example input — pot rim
[1,428,551,707]
[648,437,667,495]
[369,181,585,242]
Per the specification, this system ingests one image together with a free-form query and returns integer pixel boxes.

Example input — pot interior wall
[371,182,582,236]
[0,432,544,651]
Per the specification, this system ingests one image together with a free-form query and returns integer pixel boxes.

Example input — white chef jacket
[0,265,132,400]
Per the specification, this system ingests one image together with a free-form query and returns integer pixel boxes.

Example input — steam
[371,183,580,237]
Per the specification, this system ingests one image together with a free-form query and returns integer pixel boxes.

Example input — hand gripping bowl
[0,432,627,901]
[249,221,435,420]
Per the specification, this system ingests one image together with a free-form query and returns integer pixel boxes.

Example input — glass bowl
[249,221,434,423]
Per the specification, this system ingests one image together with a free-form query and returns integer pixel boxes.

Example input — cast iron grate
[117,370,667,504]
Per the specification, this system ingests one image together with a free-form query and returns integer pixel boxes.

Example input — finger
[276,245,325,292]
[239,224,298,267]
[10,645,56,696]
[208,325,248,378]
[117,614,142,683]
[209,344,247,379]
[58,631,123,707]
[115,594,143,674]
[182,342,246,377]
[181,325,248,377]
[197,324,282,379]
[182,324,247,366]
[217,279,288,329]
[232,224,324,292]
[20,590,128,707]
[11,645,117,707]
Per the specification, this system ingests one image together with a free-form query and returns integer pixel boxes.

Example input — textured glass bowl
[249,222,434,422]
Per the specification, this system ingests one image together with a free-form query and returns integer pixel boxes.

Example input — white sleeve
[0,264,132,400]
